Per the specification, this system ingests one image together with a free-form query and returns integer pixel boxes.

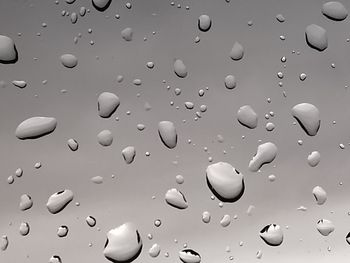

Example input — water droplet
[220,215,231,227]
[67,138,79,151]
[154,219,161,227]
[292,103,320,136]
[70,12,78,24]
[92,0,112,11]
[265,122,275,131]
[249,142,278,172]
[0,236,9,251]
[149,243,161,257]
[86,216,97,227]
[179,249,201,263]
[202,211,211,223]
[122,146,136,164]
[97,130,113,146]
[0,35,18,63]
[224,75,236,89]
[19,222,30,236]
[79,7,86,16]
[158,121,177,149]
[322,2,348,21]
[15,168,23,177]
[91,176,103,184]
[305,24,328,51]
[317,219,334,236]
[20,194,33,211]
[165,188,188,209]
[198,15,211,32]
[185,102,194,110]
[206,162,244,202]
[259,224,283,246]
[175,175,184,184]
[57,225,69,237]
[299,73,307,81]
[7,175,14,184]
[60,54,78,68]
[103,222,142,263]
[237,105,258,129]
[174,59,187,78]
[15,117,57,140]
[46,189,74,214]
[307,151,320,167]
[229,42,244,61]
[121,28,133,41]
[98,92,120,118]
[49,255,62,263]
[312,186,327,205]
[276,14,285,22]
[12,80,27,88]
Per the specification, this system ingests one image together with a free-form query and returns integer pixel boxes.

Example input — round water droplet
[97,130,113,146]
[174,59,187,78]
[92,0,112,11]
[0,236,9,251]
[229,42,244,61]
[224,75,236,89]
[206,162,244,202]
[175,175,184,184]
[154,219,161,227]
[103,222,142,263]
[15,168,23,177]
[202,211,211,223]
[60,54,78,68]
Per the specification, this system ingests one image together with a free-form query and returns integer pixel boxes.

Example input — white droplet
[70,12,78,24]
[57,225,69,237]
[229,42,244,60]
[15,117,57,140]
[198,15,211,32]
[158,121,177,149]
[92,0,111,11]
[103,222,142,263]
[312,186,327,205]
[206,162,244,202]
[305,24,328,51]
[149,243,161,258]
[317,219,334,236]
[98,92,120,118]
[19,194,33,211]
[322,2,348,21]
[259,224,283,246]
[19,222,30,236]
[174,59,187,78]
[249,142,277,172]
[237,105,258,129]
[46,189,74,214]
[165,188,188,209]
[292,103,320,136]
[12,80,27,88]
[97,130,113,146]
[0,35,18,63]
[86,216,97,227]
[202,211,211,223]
[60,54,78,68]
[49,255,62,263]
[307,151,320,167]
[122,146,136,164]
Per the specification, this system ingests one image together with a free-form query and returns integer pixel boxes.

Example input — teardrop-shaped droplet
[122,146,136,164]
[312,186,327,205]
[229,42,244,60]
[198,15,211,32]
[292,103,320,136]
[305,24,328,51]
[19,194,33,211]
[158,121,177,149]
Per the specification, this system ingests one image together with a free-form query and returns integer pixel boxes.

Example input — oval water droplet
[305,24,328,51]
[92,0,112,11]
[220,215,231,227]
[19,194,33,211]
[202,211,211,223]
[198,15,211,32]
[322,2,348,21]
[67,138,79,151]
[179,249,201,263]
[60,54,78,68]
[15,117,57,140]
[206,162,244,202]
[149,243,161,258]
[91,176,103,184]
[158,121,177,149]
[312,186,327,205]
[224,75,236,89]
[0,35,18,64]
[86,216,96,227]
[46,189,74,214]
[97,130,113,146]
[174,59,187,78]
[230,42,244,61]
[307,151,320,167]
[19,222,30,236]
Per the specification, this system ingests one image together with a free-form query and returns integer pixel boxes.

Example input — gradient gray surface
[1,0,350,262]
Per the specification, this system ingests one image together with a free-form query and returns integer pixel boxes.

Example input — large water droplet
[0,35,18,64]
[305,24,328,51]
[158,121,177,149]
[229,42,244,61]
[122,146,136,164]
[86,216,97,227]
[19,222,30,236]
[198,15,211,32]
[259,224,283,246]
[97,130,113,146]
[92,0,112,11]
[292,103,320,136]
[179,249,201,263]
[174,59,187,78]
[103,222,142,263]
[165,188,188,209]
[98,92,120,118]
[60,54,78,68]
[19,194,33,211]
[237,105,258,129]
[121,28,133,41]
[322,2,348,21]
[307,151,320,167]
[15,117,57,140]
[206,162,244,202]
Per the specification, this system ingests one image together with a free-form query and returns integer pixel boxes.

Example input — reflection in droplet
[103,222,142,263]
[259,224,283,246]
[206,162,244,202]
[249,142,277,172]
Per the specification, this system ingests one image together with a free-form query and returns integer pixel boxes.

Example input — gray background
[1,0,350,262]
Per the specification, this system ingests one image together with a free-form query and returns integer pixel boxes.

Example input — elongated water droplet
[249,142,277,172]
[158,121,177,149]
[198,15,211,32]
[149,243,161,258]
[206,162,244,202]
[312,186,327,205]
[174,59,187,78]
[91,176,103,184]
[46,189,74,214]
[0,236,8,251]
[179,249,201,263]
[15,117,57,140]
[220,215,231,227]
[322,2,348,21]
[67,138,78,151]
[49,255,62,263]
[12,80,27,89]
